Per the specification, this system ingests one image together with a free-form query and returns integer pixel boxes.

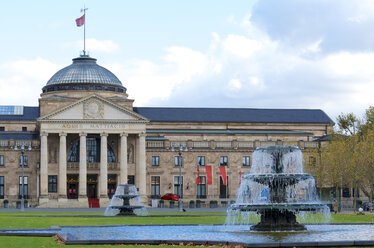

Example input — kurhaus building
[0,55,334,208]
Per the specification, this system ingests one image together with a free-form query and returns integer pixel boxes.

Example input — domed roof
[46,55,122,86]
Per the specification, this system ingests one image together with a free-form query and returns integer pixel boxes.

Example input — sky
[1,0,374,122]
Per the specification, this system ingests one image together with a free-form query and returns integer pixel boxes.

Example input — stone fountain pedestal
[251,209,305,231]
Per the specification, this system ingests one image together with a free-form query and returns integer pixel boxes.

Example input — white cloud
[222,35,261,59]
[0,58,60,105]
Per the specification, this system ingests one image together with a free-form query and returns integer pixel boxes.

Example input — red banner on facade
[239,169,242,186]
[195,166,200,184]
[205,165,212,185]
[219,166,227,185]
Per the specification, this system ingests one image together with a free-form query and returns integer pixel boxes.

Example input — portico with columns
[37,94,148,207]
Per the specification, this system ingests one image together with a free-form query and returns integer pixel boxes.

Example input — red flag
[219,166,227,186]
[195,166,200,184]
[239,169,242,186]
[205,165,212,185]
[76,14,85,27]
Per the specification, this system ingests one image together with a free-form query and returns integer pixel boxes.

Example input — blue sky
[1,0,374,121]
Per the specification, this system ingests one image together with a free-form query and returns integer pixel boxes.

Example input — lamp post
[171,144,188,212]
[14,143,31,212]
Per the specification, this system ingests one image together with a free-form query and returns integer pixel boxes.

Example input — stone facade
[0,55,334,208]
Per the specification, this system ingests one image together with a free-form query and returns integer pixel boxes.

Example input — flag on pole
[195,166,200,184]
[219,166,227,185]
[205,165,212,185]
[76,14,85,27]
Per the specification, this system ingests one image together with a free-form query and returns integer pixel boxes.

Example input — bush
[3,200,8,204]
[159,199,164,203]
[189,200,195,204]
[210,200,218,204]
[196,200,202,204]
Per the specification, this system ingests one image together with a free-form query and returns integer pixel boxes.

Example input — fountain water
[104,184,148,216]
[227,146,330,231]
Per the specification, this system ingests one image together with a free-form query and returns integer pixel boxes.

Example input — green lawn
[0,212,372,247]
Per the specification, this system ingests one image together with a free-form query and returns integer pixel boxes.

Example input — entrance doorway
[87,174,98,199]
[108,174,117,199]
[67,174,79,199]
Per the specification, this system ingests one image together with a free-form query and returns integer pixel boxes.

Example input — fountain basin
[230,203,329,212]
[4,224,374,246]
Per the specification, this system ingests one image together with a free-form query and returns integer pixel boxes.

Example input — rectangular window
[308,156,317,166]
[197,176,206,199]
[0,176,4,199]
[48,175,57,193]
[219,176,229,198]
[220,156,228,166]
[0,155,4,166]
[242,156,251,167]
[19,155,28,167]
[197,156,205,166]
[174,156,183,167]
[22,127,27,132]
[19,176,28,199]
[0,127,4,131]
[152,156,160,166]
[151,176,160,198]
[174,176,183,197]
[128,175,135,185]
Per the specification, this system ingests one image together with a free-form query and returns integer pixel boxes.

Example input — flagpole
[84,7,86,55]
[81,6,88,55]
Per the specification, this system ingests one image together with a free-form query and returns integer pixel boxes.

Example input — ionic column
[40,132,48,198]
[100,133,108,198]
[136,133,146,202]
[119,133,128,184]
[79,133,87,198]
[58,132,67,199]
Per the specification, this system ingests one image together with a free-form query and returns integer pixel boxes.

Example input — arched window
[67,138,116,162]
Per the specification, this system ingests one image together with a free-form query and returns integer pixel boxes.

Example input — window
[174,156,183,167]
[242,156,250,167]
[87,138,100,163]
[151,176,160,198]
[0,127,4,131]
[68,141,80,162]
[197,156,205,166]
[152,156,160,166]
[48,175,57,193]
[308,156,316,166]
[219,176,229,198]
[174,176,183,197]
[68,138,116,163]
[22,127,27,132]
[19,176,28,199]
[220,156,228,166]
[19,155,28,167]
[128,175,135,185]
[0,176,3,199]
[0,155,4,166]
[197,176,206,199]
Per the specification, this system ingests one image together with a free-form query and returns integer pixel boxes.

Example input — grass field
[0,211,373,247]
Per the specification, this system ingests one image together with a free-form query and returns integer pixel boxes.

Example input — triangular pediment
[38,94,148,122]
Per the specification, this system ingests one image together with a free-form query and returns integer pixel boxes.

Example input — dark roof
[134,107,334,124]
[0,132,39,140]
[0,107,40,121]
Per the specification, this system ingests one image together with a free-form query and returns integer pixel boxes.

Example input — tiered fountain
[227,146,330,231]
[104,184,147,216]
